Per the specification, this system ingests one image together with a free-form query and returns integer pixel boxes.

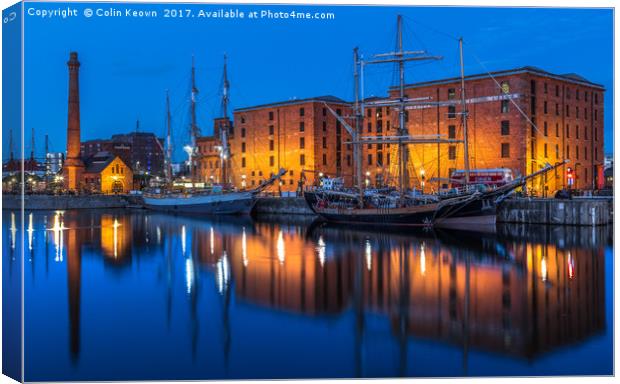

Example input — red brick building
[228,67,604,194]
[389,66,605,195]
[232,96,354,192]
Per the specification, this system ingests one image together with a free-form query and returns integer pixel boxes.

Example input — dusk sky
[9,3,614,161]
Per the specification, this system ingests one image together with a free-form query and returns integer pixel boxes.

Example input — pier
[497,198,612,226]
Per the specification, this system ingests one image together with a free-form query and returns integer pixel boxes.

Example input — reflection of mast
[397,242,410,376]
[353,245,365,377]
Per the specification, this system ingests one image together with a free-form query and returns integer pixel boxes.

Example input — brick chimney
[63,52,85,191]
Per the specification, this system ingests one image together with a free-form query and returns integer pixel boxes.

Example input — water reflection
[14,209,611,380]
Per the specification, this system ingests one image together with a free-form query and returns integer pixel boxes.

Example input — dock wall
[497,198,612,226]
[253,197,314,216]
[2,194,130,210]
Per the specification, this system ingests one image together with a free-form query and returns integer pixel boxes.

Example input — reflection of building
[100,214,132,261]
[83,152,133,194]
[352,227,606,359]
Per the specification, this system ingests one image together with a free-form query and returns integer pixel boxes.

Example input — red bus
[450,168,514,189]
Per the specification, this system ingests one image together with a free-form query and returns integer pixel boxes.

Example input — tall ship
[144,55,284,215]
[304,15,564,227]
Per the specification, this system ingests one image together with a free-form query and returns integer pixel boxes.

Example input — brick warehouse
[231,96,354,191]
[224,66,604,194]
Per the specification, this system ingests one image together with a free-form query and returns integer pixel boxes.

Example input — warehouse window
[501,100,509,113]
[322,137,327,149]
[448,146,456,160]
[544,121,548,136]
[448,106,456,119]
[566,124,570,138]
[299,107,305,117]
[448,88,456,99]
[322,108,327,116]
[300,154,305,166]
[269,125,274,135]
[269,111,274,120]
[269,140,274,151]
[501,120,510,135]
[368,154,373,165]
[576,125,579,139]
[323,154,327,165]
[241,157,246,168]
[300,137,305,149]
[555,85,560,97]
[544,101,548,114]
[241,142,246,153]
[544,144,548,158]
[241,128,246,138]
[448,125,456,139]
[544,83,548,94]
[566,145,570,158]
[323,121,327,132]
[555,103,559,116]
[555,144,559,159]
[501,143,510,158]
[368,122,372,133]
[270,156,274,166]
[300,122,305,132]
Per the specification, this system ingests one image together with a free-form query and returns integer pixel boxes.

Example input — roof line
[234,96,351,112]
[394,66,605,90]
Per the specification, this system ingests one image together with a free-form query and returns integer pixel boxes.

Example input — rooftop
[396,66,605,90]
[235,95,350,113]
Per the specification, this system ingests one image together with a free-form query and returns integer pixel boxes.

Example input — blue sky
[11,3,614,161]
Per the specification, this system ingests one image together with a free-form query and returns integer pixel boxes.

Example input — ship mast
[189,55,200,183]
[459,37,471,185]
[353,47,363,206]
[30,127,35,160]
[220,54,230,185]
[396,15,408,195]
[362,15,440,196]
[9,126,14,161]
[165,89,173,183]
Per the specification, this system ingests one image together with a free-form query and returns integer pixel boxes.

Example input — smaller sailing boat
[143,55,285,215]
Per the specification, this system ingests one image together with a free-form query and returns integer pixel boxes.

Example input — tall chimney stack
[63,51,85,191]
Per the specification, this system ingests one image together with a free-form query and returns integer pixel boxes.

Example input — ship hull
[304,190,497,228]
[143,191,256,215]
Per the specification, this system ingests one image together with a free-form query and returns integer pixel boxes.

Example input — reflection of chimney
[63,52,85,190]
[66,223,82,361]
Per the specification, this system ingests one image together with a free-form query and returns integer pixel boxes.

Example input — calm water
[4,209,613,380]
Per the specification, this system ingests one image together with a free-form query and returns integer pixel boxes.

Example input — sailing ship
[143,55,284,215]
[304,15,564,227]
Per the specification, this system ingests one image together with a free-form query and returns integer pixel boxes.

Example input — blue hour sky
[10,3,614,161]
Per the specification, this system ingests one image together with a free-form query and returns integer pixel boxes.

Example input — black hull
[304,191,497,228]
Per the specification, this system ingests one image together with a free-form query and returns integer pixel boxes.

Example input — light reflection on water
[6,209,612,381]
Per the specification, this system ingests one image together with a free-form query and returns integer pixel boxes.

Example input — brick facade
[226,67,604,195]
